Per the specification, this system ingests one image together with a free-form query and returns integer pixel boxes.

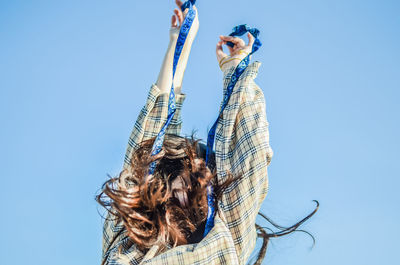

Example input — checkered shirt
[101,61,273,265]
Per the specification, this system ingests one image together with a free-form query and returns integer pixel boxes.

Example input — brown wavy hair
[96,133,319,264]
[96,133,237,253]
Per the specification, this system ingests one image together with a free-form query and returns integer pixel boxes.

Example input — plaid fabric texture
[101,61,273,265]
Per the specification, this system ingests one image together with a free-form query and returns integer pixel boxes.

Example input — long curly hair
[96,133,319,264]
[96,133,237,253]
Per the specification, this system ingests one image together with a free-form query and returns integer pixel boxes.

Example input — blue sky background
[1,0,399,264]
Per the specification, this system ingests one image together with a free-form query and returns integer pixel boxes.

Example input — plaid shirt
[101,61,273,265]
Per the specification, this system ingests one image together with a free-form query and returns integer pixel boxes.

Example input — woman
[97,1,276,264]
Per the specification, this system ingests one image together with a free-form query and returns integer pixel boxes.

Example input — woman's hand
[170,0,199,42]
[216,33,255,71]
[156,0,198,94]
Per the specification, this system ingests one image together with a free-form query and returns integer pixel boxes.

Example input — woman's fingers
[219,35,246,48]
[216,32,256,70]
[174,8,184,26]
[219,36,234,54]
[216,40,228,62]
[175,0,183,9]
[219,35,247,56]
[171,15,178,28]
[246,32,255,48]
[173,1,198,31]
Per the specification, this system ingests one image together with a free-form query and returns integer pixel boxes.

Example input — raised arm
[133,33,274,265]
[102,2,199,264]
[157,1,199,95]
[122,0,198,170]
[215,34,274,263]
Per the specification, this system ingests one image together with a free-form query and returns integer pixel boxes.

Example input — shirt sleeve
[215,61,274,264]
[122,84,186,170]
[101,62,273,265]
[101,83,242,265]
[101,83,186,264]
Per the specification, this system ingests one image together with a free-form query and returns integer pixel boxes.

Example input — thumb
[216,41,227,62]
[247,32,255,49]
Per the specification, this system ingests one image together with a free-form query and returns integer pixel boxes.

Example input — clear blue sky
[1,0,399,264]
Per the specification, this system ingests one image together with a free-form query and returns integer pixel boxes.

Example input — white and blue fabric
[148,0,197,175]
[203,24,262,237]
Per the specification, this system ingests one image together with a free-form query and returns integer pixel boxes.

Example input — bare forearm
[173,38,194,93]
[156,3,198,95]
[156,39,177,94]
[156,37,196,95]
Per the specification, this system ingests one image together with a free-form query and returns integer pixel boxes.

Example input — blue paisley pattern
[148,1,196,175]
[180,0,196,11]
[203,24,262,237]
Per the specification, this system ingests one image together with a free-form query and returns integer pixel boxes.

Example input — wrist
[219,52,251,72]
[169,27,179,43]
[168,35,178,48]
[219,58,241,72]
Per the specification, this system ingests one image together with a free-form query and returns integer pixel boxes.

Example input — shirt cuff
[150,83,187,105]
[222,61,262,96]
